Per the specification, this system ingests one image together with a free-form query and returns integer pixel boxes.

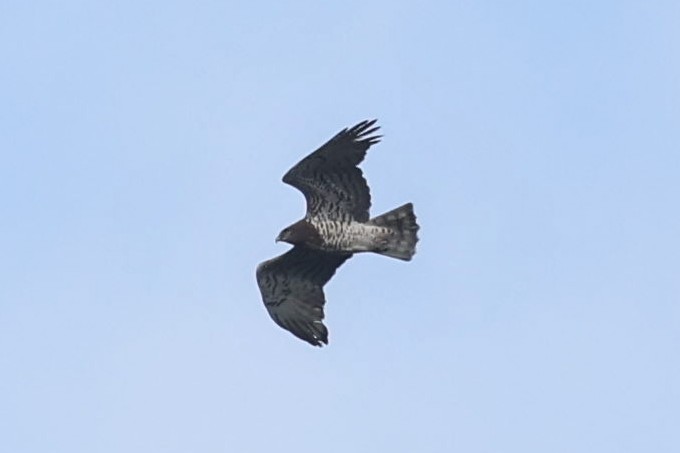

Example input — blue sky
[1,1,679,452]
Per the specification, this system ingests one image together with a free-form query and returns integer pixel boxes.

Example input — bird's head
[276,220,321,246]
[275,226,295,244]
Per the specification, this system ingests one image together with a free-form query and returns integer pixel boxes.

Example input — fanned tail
[369,203,419,261]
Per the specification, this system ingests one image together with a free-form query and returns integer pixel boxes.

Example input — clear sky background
[1,1,679,452]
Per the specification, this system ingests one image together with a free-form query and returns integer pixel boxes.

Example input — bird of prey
[256,120,419,346]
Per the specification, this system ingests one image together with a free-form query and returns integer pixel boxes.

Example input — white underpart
[309,219,393,253]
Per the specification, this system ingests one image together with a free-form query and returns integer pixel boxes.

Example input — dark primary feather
[282,120,381,222]
[256,246,352,346]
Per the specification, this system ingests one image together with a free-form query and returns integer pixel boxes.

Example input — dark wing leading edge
[282,120,381,222]
[256,246,352,346]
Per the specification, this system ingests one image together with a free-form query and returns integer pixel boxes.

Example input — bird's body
[256,120,420,346]
[279,207,417,257]
[310,219,388,253]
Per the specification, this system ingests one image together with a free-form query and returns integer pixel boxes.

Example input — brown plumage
[256,247,351,346]
[256,120,420,346]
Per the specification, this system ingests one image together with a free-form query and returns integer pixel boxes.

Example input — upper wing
[282,120,381,222]
[256,246,352,346]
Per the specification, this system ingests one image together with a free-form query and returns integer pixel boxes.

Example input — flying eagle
[256,120,419,346]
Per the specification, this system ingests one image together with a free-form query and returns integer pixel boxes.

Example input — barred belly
[309,219,393,253]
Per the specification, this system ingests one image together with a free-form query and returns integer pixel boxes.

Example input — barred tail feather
[369,203,420,261]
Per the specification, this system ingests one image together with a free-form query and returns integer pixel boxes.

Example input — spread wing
[282,119,381,222]
[256,246,352,346]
